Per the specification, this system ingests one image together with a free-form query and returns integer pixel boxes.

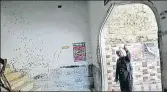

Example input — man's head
[116,50,123,58]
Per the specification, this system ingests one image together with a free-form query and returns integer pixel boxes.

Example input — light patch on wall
[62,46,70,49]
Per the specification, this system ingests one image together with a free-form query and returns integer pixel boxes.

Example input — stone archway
[98,1,163,91]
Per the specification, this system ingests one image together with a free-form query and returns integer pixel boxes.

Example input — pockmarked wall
[1,1,92,91]
[88,1,167,91]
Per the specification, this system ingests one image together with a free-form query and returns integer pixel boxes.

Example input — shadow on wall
[89,64,102,91]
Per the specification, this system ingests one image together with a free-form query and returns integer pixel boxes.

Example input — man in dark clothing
[115,46,133,92]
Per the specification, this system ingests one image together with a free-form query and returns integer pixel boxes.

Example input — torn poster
[73,42,86,62]
[143,42,159,59]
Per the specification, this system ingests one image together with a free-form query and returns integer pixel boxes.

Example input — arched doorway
[99,2,162,91]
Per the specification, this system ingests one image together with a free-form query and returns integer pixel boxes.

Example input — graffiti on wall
[73,42,86,62]
[33,65,90,91]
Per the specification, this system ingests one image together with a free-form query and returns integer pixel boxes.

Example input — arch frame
[97,1,163,91]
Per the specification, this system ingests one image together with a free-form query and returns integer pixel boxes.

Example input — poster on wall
[73,42,86,62]
[144,42,159,56]
[143,42,159,59]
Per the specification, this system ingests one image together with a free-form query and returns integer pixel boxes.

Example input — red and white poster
[73,42,86,62]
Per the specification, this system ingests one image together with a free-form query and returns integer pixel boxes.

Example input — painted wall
[1,1,92,91]
[88,1,113,90]
[88,1,167,91]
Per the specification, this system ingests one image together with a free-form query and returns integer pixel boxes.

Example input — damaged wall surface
[1,1,92,91]
[88,1,167,91]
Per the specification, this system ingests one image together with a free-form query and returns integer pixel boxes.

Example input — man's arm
[115,61,119,82]
[125,50,131,62]
[124,46,131,62]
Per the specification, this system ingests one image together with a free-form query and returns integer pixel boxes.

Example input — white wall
[88,1,167,91]
[88,1,112,66]
[1,1,91,90]
[88,1,114,90]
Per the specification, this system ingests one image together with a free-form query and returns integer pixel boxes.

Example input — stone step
[6,64,10,68]
[14,81,34,91]
[3,64,36,91]
[5,72,22,81]
[1,87,7,91]
[4,67,12,74]
[1,86,12,91]
[10,75,29,89]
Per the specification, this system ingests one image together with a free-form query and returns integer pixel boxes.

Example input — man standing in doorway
[115,45,133,92]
